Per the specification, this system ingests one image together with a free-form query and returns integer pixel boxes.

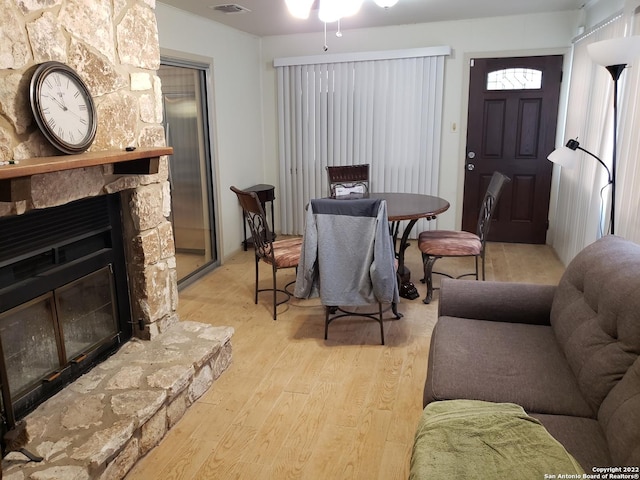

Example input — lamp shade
[374,0,400,7]
[318,0,364,22]
[318,0,343,22]
[285,0,314,19]
[587,35,640,66]
[547,146,578,169]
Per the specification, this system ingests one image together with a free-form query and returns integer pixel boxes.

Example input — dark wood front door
[462,55,563,244]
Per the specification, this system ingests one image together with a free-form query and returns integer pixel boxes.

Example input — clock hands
[43,92,88,123]
[44,93,67,111]
[53,72,69,110]
[64,108,88,124]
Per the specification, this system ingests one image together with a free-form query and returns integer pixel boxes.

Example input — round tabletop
[369,192,450,221]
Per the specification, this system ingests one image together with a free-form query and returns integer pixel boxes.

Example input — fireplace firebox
[0,194,132,444]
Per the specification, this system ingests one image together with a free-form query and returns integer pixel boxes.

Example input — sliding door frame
[160,49,221,288]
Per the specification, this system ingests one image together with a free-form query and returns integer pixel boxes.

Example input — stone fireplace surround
[1,3,234,477]
[0,151,234,479]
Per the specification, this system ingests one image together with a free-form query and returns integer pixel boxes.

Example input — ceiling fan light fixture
[342,0,365,17]
[318,0,343,23]
[374,0,399,8]
[318,0,364,23]
[285,0,314,19]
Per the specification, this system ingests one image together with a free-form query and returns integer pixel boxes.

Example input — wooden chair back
[326,164,370,197]
[476,172,511,245]
[230,186,274,263]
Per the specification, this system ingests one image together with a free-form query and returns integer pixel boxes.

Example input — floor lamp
[547,35,640,236]
[548,138,613,230]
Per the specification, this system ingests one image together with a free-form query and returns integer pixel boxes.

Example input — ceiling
[159,0,585,37]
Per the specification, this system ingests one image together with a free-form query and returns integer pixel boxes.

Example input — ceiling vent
[211,4,251,14]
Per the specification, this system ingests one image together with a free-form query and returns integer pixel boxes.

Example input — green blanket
[410,400,585,480]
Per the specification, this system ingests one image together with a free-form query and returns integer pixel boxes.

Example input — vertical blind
[275,48,449,236]
[552,14,628,264]
[616,9,640,243]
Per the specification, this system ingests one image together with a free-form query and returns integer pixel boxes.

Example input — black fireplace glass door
[0,194,132,423]
[56,266,118,362]
[0,294,60,396]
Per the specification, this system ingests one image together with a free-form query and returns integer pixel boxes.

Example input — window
[486,68,542,90]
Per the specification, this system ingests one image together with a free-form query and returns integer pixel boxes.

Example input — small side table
[243,184,276,251]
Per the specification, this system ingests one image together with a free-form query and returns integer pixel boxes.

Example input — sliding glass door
[158,60,218,285]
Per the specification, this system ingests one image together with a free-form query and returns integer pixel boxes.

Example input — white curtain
[552,14,627,264]
[276,48,448,236]
[616,9,640,243]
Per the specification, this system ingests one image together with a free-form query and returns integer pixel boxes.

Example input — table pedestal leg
[395,219,420,300]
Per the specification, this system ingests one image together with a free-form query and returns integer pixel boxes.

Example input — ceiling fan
[285,0,399,23]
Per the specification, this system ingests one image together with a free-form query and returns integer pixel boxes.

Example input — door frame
[455,48,572,244]
[160,48,222,287]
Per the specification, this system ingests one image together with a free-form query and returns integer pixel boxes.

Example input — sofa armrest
[437,278,556,325]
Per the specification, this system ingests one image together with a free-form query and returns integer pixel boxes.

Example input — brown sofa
[423,235,640,471]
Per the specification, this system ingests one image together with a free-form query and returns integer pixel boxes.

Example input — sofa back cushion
[550,235,640,417]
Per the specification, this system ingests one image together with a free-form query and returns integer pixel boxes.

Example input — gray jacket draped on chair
[294,198,399,306]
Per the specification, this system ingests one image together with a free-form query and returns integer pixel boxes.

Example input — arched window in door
[486,68,543,90]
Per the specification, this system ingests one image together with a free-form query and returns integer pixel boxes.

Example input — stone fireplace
[0,2,176,336]
[0,2,233,478]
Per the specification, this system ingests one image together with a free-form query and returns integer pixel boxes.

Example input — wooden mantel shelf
[0,147,173,180]
[0,147,173,202]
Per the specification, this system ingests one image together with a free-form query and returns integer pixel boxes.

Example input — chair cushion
[268,237,302,268]
[425,316,594,417]
[418,230,482,256]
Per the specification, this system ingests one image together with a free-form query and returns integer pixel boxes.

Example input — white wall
[583,0,625,27]
[156,3,264,260]
[156,4,588,261]
[260,12,580,234]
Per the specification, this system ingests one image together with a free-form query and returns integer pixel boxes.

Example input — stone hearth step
[2,321,233,480]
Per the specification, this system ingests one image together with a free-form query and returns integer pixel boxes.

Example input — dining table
[369,192,450,299]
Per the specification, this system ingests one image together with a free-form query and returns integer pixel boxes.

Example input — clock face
[30,62,97,154]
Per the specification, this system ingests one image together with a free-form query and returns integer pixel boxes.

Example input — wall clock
[29,61,97,155]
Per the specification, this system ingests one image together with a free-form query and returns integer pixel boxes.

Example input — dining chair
[326,164,370,197]
[230,186,303,320]
[417,171,511,304]
[294,197,401,344]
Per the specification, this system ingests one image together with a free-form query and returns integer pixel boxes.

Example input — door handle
[467,151,476,159]
[467,163,475,171]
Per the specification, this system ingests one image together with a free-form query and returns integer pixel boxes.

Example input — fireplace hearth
[0,194,132,441]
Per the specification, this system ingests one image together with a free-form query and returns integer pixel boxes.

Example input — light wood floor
[126,241,565,480]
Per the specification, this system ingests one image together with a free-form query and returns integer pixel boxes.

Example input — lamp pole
[585,35,640,235]
[604,64,625,236]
